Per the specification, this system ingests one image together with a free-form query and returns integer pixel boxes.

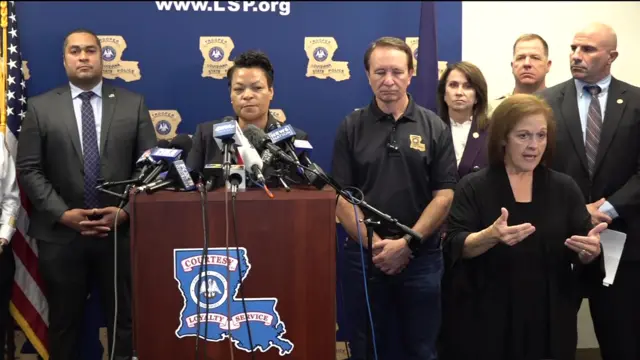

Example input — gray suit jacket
[16,82,157,243]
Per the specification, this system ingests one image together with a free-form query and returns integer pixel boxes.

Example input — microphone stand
[274,164,291,192]
[277,175,291,192]
[94,180,135,360]
[296,164,421,360]
[363,217,379,360]
[96,179,139,204]
[222,139,234,182]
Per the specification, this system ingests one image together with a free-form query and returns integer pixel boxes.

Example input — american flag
[3,1,49,358]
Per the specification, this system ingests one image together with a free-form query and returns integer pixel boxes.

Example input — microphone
[293,139,314,165]
[136,159,196,194]
[242,125,297,165]
[142,147,183,185]
[134,147,161,184]
[235,130,266,184]
[228,165,246,194]
[170,134,193,158]
[157,139,171,148]
[291,139,327,190]
[266,123,301,166]
[213,117,241,181]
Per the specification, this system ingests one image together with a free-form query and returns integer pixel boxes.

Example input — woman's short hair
[437,61,489,131]
[487,94,556,166]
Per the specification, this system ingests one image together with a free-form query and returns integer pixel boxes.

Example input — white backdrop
[462,1,640,100]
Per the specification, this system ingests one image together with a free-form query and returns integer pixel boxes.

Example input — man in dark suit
[541,22,640,359]
[187,50,308,188]
[16,29,157,360]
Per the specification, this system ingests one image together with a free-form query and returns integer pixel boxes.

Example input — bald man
[541,23,640,359]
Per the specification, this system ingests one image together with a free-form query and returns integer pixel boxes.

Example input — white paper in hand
[600,229,626,286]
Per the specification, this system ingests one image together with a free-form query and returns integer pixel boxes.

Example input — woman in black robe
[442,94,606,360]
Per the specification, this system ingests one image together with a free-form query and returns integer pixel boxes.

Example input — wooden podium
[129,187,337,360]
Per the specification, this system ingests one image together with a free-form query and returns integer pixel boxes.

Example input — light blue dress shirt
[574,74,618,219]
[69,81,103,154]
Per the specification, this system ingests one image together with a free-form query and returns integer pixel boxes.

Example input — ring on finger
[579,249,592,257]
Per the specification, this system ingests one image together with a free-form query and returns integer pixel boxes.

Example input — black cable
[130,192,139,360]
[231,192,256,359]
[335,231,352,359]
[195,181,212,360]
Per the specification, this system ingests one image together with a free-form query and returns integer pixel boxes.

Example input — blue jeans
[342,239,443,360]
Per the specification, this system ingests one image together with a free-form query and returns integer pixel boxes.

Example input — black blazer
[186,114,309,188]
[16,83,157,244]
[541,77,640,261]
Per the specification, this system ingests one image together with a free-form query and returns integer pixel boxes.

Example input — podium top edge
[131,187,337,203]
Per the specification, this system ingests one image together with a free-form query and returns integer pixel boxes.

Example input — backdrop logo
[269,109,286,123]
[405,37,419,76]
[438,61,449,80]
[304,37,350,82]
[209,46,225,62]
[200,37,234,79]
[174,248,294,356]
[150,110,182,139]
[97,36,142,82]
[102,46,117,62]
[312,46,328,62]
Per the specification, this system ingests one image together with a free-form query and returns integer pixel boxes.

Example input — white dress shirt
[450,117,472,167]
[70,81,103,154]
[0,133,20,242]
[574,74,618,219]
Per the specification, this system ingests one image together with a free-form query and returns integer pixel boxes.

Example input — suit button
[472,166,480,172]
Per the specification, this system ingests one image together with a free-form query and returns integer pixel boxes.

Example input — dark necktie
[584,85,602,177]
[79,91,101,209]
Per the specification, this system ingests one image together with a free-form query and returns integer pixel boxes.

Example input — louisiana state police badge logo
[174,248,294,356]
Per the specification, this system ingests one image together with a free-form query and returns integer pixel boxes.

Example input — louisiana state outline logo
[174,248,294,356]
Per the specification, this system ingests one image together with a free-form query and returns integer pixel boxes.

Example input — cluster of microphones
[119,118,328,196]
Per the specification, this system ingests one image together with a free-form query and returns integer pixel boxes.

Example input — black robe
[440,165,604,360]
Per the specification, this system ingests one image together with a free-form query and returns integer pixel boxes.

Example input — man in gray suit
[16,29,157,360]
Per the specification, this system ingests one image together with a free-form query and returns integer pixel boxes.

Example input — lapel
[57,86,84,166]
[101,83,117,154]
[560,80,589,173]
[458,118,482,174]
[594,77,626,175]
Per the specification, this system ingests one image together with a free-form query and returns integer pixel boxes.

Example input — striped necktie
[584,85,602,177]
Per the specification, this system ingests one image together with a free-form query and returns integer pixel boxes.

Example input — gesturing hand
[565,222,606,263]
[489,207,536,246]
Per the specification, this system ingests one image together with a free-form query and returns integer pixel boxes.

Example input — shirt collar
[70,80,103,99]
[235,111,281,131]
[450,116,473,127]
[370,93,418,122]
[575,74,611,98]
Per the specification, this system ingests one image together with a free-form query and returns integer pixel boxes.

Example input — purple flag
[413,1,439,112]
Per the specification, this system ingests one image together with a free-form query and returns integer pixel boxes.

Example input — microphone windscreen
[243,124,268,152]
[157,139,171,148]
[266,121,281,132]
[170,134,193,157]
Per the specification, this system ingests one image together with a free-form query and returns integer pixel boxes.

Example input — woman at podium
[442,94,606,360]
[186,50,309,190]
